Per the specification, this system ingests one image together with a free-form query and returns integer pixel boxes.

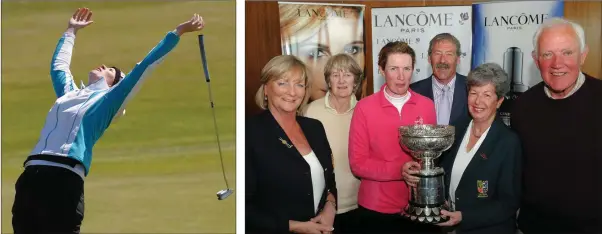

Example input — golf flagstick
[197,34,233,200]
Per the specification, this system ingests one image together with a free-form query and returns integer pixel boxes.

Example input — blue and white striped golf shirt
[29,30,181,177]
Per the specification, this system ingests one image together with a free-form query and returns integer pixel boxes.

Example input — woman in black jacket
[246,55,338,234]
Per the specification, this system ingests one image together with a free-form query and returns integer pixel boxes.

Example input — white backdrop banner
[371,6,472,93]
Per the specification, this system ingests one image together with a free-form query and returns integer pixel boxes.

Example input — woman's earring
[264,95,268,107]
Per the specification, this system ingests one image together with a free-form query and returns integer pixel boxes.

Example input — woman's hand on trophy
[402,161,421,187]
[436,210,462,226]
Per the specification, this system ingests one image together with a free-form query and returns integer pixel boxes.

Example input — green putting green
[2,1,236,233]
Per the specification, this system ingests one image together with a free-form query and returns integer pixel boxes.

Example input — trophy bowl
[399,124,455,224]
[399,124,455,160]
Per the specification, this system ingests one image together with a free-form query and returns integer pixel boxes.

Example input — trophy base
[403,202,450,224]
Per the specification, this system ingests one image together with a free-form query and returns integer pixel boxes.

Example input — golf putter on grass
[197,34,233,200]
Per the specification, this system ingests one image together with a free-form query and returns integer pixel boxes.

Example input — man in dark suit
[410,33,469,127]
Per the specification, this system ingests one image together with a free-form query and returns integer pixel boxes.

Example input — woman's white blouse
[449,120,492,210]
[302,150,325,214]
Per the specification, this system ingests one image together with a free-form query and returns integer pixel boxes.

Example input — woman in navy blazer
[403,63,522,234]
[246,55,338,234]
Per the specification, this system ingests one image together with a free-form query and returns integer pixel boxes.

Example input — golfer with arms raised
[11,8,205,233]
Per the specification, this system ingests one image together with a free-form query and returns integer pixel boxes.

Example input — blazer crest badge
[477,180,489,198]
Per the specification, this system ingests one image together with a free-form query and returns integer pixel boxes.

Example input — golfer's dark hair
[111,66,123,86]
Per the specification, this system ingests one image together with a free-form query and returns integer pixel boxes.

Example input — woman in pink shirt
[348,41,438,233]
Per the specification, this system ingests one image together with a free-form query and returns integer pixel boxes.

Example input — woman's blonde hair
[255,55,312,115]
[323,53,363,93]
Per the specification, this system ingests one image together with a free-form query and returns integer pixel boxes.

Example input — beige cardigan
[303,93,360,214]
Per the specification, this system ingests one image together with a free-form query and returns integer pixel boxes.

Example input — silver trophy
[399,119,455,224]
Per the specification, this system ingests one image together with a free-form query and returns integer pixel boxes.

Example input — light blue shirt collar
[432,74,456,94]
